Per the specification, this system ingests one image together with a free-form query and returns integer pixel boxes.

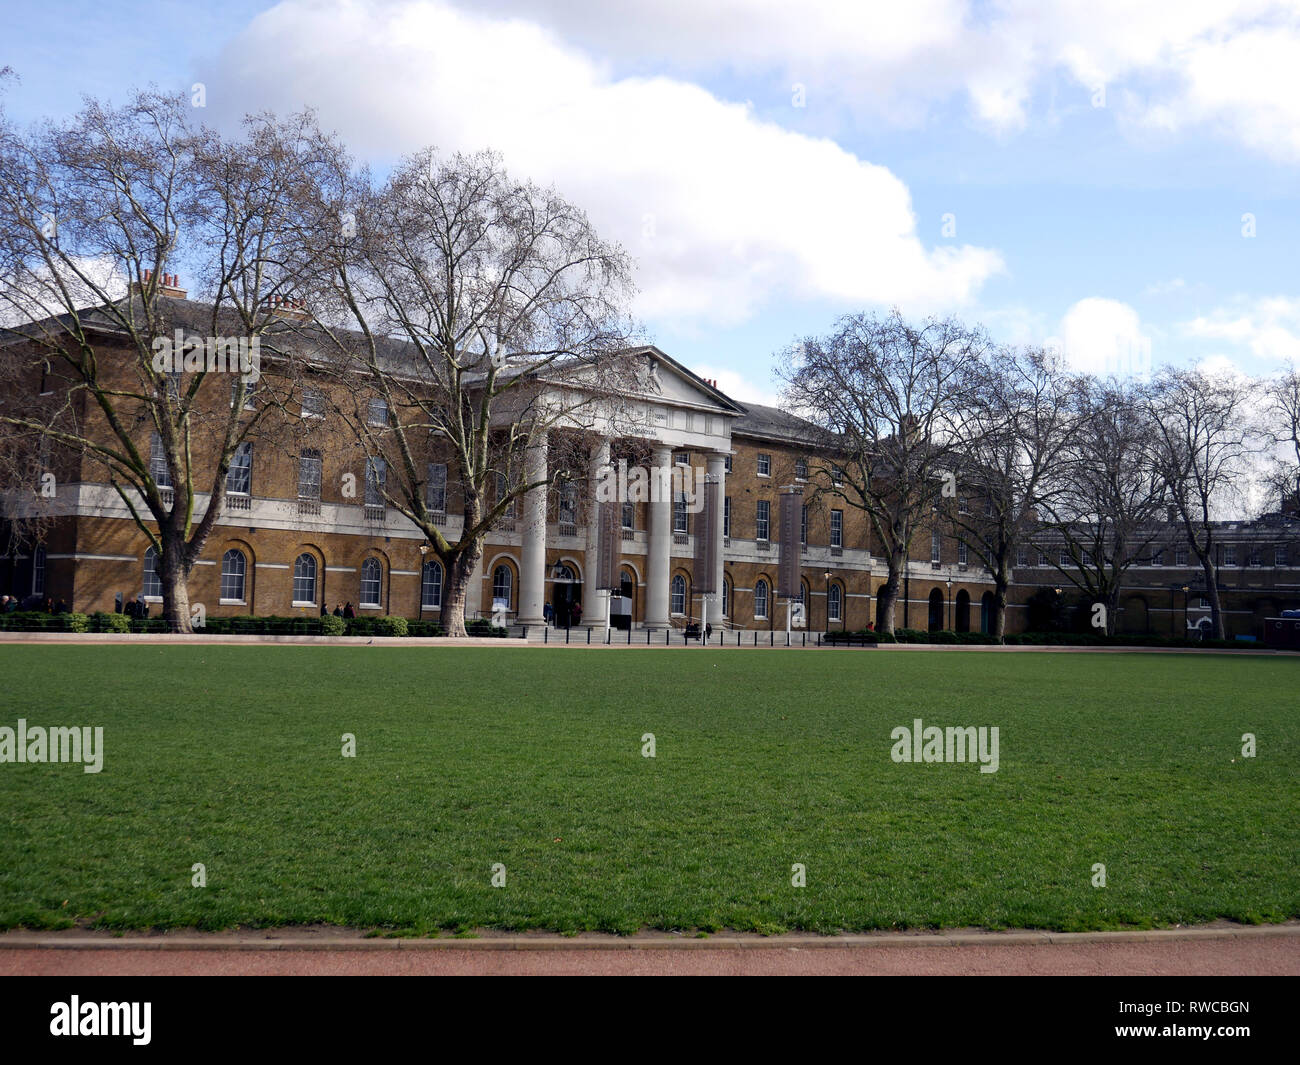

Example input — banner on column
[778,487,802,599]
[692,478,719,595]
[597,501,620,591]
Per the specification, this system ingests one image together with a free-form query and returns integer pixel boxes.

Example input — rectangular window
[724,455,732,473]
[801,505,808,546]
[830,509,843,549]
[1176,545,1189,566]
[426,462,447,514]
[622,501,634,530]
[1151,549,1164,566]
[723,496,731,538]
[1224,544,1237,567]
[365,457,387,506]
[298,451,322,500]
[958,540,968,566]
[1016,546,1028,567]
[756,500,770,541]
[1278,544,1290,567]
[149,433,172,488]
[931,530,941,565]
[795,458,808,480]
[958,497,969,515]
[1059,548,1071,567]
[559,483,578,526]
[674,492,688,535]
[984,499,994,518]
[496,471,517,519]
[674,451,690,466]
[1249,547,1262,567]
[226,442,252,496]
[230,378,255,410]
[368,398,388,426]
[757,453,771,477]
[832,465,844,486]
[301,388,324,418]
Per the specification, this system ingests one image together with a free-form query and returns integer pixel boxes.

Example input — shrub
[66,612,89,633]
[320,614,346,636]
[91,611,131,634]
[406,620,445,637]
[346,617,377,637]
[374,615,409,637]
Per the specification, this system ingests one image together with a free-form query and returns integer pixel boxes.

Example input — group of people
[324,603,356,618]
[542,600,582,627]
[120,597,150,619]
[1,594,68,614]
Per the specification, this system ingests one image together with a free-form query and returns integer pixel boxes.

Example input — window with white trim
[721,578,730,617]
[426,462,447,514]
[931,531,941,565]
[360,557,382,607]
[756,500,770,541]
[298,450,322,501]
[367,398,388,426]
[673,491,688,535]
[830,509,843,549]
[421,560,443,609]
[795,458,808,480]
[32,545,45,596]
[754,578,769,619]
[149,433,172,488]
[492,565,513,609]
[365,457,386,507]
[958,540,968,566]
[670,574,686,615]
[828,583,842,622]
[723,496,731,537]
[221,549,246,602]
[142,546,162,598]
[800,505,808,546]
[292,553,317,604]
[227,442,252,497]
[301,388,325,418]
[757,453,771,477]
[622,501,634,530]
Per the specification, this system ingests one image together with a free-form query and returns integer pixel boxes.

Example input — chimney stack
[134,269,187,299]
[266,294,310,322]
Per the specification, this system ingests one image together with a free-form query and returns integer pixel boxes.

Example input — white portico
[502,347,743,631]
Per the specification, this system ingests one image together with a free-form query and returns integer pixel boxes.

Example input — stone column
[707,452,728,613]
[518,435,548,626]
[463,549,485,620]
[644,443,673,630]
[583,437,611,625]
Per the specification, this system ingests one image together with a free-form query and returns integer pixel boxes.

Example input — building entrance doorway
[551,564,580,627]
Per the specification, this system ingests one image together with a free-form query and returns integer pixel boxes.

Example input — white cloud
[1184,297,1300,363]
[1053,297,1152,378]
[204,0,1003,328]
[439,1,1300,157]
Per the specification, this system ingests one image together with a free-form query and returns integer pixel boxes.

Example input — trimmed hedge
[0,611,88,633]
[823,626,1250,649]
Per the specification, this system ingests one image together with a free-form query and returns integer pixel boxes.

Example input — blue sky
[4,0,1298,405]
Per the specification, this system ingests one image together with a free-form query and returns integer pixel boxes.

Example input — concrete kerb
[3,924,1296,951]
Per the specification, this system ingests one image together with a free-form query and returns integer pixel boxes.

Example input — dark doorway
[980,592,995,634]
[551,564,579,627]
[955,589,971,632]
[928,588,944,632]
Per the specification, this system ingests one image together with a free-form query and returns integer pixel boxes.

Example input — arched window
[721,577,730,617]
[421,560,443,609]
[492,565,513,609]
[293,553,317,605]
[670,574,686,615]
[754,579,769,619]
[828,583,842,622]
[142,546,162,598]
[221,549,246,602]
[32,545,46,597]
[360,558,382,607]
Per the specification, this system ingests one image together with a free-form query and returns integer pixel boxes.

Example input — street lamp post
[824,570,831,632]
[1182,584,1189,637]
[946,578,952,631]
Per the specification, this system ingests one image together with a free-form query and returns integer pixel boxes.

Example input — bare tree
[943,345,1080,638]
[0,91,339,629]
[1146,366,1259,640]
[778,310,989,634]
[1033,377,1165,635]
[306,148,637,636]
[1260,364,1300,516]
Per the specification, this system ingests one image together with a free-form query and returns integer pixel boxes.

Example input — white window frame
[757,453,771,477]
[830,509,843,549]
[670,574,686,615]
[359,557,382,608]
[756,500,770,542]
[754,579,769,620]
[220,549,246,604]
[292,553,317,606]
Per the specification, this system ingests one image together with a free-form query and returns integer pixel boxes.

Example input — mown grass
[0,646,1295,935]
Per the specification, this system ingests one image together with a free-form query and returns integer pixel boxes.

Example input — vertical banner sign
[692,477,718,595]
[598,500,620,591]
[778,487,802,599]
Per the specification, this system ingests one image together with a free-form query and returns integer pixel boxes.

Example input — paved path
[5,927,1296,975]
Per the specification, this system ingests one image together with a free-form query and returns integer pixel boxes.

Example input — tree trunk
[992,573,1009,641]
[1203,558,1225,640]
[158,540,193,634]
[876,552,905,635]
[440,539,483,638]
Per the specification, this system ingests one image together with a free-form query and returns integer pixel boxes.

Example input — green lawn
[0,646,1295,935]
